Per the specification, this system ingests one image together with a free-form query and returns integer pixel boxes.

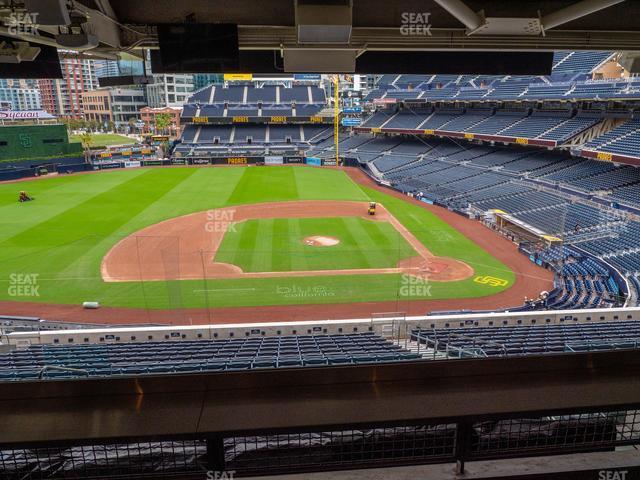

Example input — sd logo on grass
[473,275,508,287]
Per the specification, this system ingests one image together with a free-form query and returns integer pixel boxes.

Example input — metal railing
[1,407,639,479]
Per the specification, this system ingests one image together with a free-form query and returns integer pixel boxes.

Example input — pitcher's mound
[304,235,340,247]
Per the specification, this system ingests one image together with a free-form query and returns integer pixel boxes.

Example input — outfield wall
[0,124,82,161]
[5,306,640,346]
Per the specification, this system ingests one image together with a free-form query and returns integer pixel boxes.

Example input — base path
[101,200,474,283]
[0,167,554,325]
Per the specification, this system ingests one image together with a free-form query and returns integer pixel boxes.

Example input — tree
[154,112,172,136]
[79,131,93,164]
[60,117,72,135]
[128,117,137,134]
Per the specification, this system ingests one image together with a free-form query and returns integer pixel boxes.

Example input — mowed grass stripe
[0,169,195,276]
[214,220,244,266]
[339,218,388,268]
[234,219,260,270]
[0,170,150,243]
[287,218,308,271]
[251,218,274,272]
[293,166,368,201]
[227,166,299,205]
[272,218,292,272]
[347,218,410,267]
[216,216,419,273]
[365,219,410,265]
[58,168,203,279]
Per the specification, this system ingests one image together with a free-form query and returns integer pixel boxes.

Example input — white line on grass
[192,288,257,293]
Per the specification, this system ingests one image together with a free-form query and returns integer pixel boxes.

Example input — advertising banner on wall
[224,73,253,81]
[190,158,211,165]
[305,157,322,166]
[124,161,141,168]
[171,158,188,165]
[323,159,337,166]
[293,73,321,81]
[265,156,284,165]
[99,162,124,170]
[227,157,249,165]
[284,156,303,164]
[142,159,166,166]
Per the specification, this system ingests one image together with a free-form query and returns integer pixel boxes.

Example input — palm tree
[80,131,93,164]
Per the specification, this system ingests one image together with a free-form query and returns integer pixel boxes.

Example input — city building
[94,60,120,79]
[139,106,181,137]
[146,74,194,108]
[81,87,147,132]
[81,88,113,126]
[110,87,147,131]
[37,55,98,118]
[0,79,42,111]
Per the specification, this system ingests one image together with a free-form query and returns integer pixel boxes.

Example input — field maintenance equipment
[19,191,34,203]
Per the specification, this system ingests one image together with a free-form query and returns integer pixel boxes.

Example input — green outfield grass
[0,166,515,309]
[69,133,136,146]
[216,217,417,272]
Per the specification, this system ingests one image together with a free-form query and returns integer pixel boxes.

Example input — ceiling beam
[541,0,627,31]
[231,26,640,52]
[433,0,484,31]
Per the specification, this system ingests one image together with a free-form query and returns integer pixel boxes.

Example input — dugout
[491,210,562,248]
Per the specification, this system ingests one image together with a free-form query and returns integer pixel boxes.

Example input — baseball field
[0,165,552,323]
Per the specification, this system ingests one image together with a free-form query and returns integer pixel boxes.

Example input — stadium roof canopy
[1,0,640,73]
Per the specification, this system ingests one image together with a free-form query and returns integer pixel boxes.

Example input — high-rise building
[146,74,194,108]
[37,55,98,118]
[94,60,120,79]
[0,79,42,111]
